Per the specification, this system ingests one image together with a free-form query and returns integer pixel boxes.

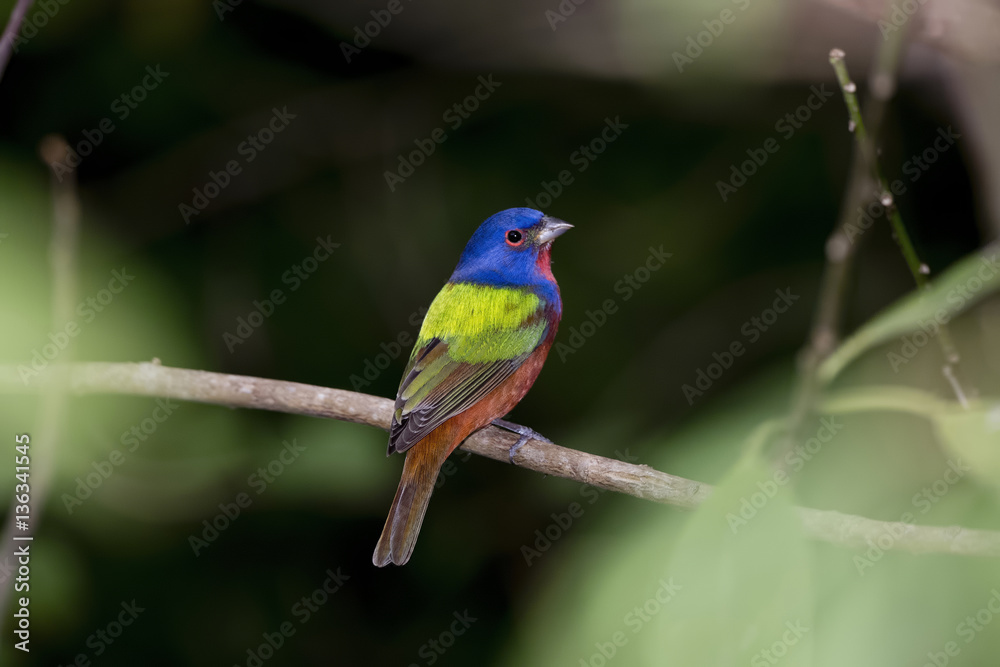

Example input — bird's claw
[491,419,552,464]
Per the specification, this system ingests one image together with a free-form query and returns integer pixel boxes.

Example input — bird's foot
[491,419,553,464]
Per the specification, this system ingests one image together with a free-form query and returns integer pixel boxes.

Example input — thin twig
[865,22,906,143]
[3,361,999,558]
[829,50,969,406]
[0,0,35,85]
[830,53,923,282]
[776,39,910,467]
[0,136,79,628]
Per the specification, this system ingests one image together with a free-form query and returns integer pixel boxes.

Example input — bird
[373,208,572,567]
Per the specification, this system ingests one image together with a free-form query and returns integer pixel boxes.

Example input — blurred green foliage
[0,0,998,665]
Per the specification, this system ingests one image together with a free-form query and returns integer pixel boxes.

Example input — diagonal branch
[776,34,909,467]
[3,361,1000,558]
[829,49,970,406]
[0,135,79,633]
[0,0,35,85]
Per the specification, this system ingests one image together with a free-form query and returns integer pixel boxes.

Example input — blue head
[450,208,572,304]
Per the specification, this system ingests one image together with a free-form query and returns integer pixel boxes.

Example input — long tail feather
[373,434,453,567]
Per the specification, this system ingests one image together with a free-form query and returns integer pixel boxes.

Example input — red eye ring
[505,229,525,246]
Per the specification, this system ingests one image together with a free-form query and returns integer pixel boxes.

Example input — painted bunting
[373,208,572,566]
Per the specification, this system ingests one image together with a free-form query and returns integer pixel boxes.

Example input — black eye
[506,229,524,246]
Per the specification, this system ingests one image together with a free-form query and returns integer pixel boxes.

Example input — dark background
[1,0,999,665]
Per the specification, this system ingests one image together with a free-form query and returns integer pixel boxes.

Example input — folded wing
[388,285,549,455]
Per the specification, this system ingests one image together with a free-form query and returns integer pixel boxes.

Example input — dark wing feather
[387,326,547,455]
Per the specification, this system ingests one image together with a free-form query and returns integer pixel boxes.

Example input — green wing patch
[388,283,549,454]
[416,283,544,362]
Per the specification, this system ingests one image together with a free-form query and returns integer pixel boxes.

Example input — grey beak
[536,216,573,244]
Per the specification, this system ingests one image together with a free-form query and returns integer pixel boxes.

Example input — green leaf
[819,243,1000,384]
[819,387,1000,488]
[642,441,814,666]
[932,400,1000,488]
[819,385,944,417]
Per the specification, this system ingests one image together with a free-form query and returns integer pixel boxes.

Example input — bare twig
[830,51,928,287]
[3,361,999,558]
[0,0,35,84]
[865,20,906,143]
[829,50,969,406]
[776,39,909,467]
[798,508,1000,557]
[0,136,79,629]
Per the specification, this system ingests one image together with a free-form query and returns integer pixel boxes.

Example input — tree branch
[0,135,79,636]
[0,0,35,85]
[4,361,1000,558]
[775,41,905,466]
